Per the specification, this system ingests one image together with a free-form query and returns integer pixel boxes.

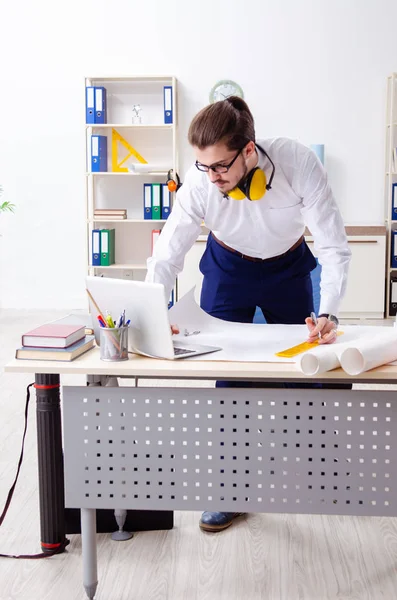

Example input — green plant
[0,186,15,213]
[0,201,15,213]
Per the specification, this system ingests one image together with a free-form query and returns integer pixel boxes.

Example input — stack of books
[16,324,95,361]
[94,209,127,221]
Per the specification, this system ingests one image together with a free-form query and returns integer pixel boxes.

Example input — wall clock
[209,80,244,103]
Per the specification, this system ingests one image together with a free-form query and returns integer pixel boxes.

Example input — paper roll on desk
[340,333,397,375]
[298,346,340,375]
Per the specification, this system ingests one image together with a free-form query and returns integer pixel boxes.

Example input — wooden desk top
[4,348,397,384]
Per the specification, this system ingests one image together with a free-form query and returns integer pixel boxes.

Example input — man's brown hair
[188,96,255,151]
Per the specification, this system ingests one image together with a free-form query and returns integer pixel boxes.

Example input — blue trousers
[199,233,350,390]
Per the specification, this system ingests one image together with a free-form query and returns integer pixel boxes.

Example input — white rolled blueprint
[298,346,340,375]
[339,332,397,375]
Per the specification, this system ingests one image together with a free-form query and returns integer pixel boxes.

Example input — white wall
[0,0,396,309]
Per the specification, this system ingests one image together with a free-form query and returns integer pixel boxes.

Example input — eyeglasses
[195,148,243,174]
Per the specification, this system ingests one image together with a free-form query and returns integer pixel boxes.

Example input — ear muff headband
[228,167,267,201]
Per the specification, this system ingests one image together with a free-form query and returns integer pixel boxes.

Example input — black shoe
[199,511,245,532]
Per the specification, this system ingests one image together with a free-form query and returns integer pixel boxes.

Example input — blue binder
[94,86,107,124]
[163,86,173,124]
[86,87,95,124]
[392,231,397,268]
[92,229,101,266]
[392,183,397,220]
[143,184,152,219]
[168,289,174,309]
[390,276,397,316]
[91,135,108,172]
[161,184,171,219]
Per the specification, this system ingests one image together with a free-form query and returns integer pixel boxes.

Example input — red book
[22,324,86,348]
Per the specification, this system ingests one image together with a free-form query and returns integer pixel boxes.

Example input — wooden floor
[1,309,397,600]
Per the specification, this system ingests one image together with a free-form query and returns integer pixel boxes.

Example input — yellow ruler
[112,128,148,172]
[276,332,343,358]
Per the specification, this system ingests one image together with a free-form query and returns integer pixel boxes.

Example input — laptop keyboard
[174,347,194,356]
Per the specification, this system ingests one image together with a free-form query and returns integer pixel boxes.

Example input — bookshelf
[84,76,178,295]
[87,219,168,224]
[384,73,397,318]
[86,172,169,176]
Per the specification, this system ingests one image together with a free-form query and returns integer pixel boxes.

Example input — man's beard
[223,162,249,195]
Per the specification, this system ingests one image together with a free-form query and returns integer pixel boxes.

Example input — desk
[4,348,397,557]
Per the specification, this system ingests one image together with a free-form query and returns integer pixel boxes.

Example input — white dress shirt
[146,137,351,316]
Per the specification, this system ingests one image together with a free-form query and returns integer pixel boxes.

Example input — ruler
[112,128,148,172]
[276,332,343,358]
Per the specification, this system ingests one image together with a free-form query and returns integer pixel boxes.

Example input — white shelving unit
[96,264,148,270]
[84,76,178,286]
[86,172,169,176]
[85,124,173,129]
[87,219,168,224]
[384,73,397,318]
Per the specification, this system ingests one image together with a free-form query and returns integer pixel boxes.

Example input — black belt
[211,233,304,263]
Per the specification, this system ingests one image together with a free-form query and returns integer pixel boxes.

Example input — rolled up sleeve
[295,147,351,316]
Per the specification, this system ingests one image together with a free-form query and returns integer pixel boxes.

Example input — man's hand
[305,315,337,345]
[171,324,179,335]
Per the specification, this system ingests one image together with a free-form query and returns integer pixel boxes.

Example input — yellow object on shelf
[276,332,343,358]
[111,128,147,172]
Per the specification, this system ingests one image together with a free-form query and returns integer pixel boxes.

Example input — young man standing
[146,96,351,532]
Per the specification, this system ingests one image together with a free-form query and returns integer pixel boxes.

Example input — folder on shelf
[151,229,161,254]
[163,86,173,124]
[144,184,152,220]
[392,183,397,220]
[86,87,95,124]
[390,276,397,316]
[100,229,115,266]
[392,231,397,268]
[94,86,107,124]
[161,184,171,219]
[91,135,108,172]
[152,183,161,220]
[92,229,101,266]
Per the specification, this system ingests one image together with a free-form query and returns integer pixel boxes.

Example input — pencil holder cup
[99,326,129,362]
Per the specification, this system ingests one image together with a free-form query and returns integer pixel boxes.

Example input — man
[146,96,351,532]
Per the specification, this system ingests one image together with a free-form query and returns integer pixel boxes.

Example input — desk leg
[35,373,67,553]
[81,508,98,599]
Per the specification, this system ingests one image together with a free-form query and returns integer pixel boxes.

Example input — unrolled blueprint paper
[169,289,394,363]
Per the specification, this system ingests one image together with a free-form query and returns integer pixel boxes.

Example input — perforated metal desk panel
[63,387,397,517]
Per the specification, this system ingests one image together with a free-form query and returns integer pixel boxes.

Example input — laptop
[85,276,222,360]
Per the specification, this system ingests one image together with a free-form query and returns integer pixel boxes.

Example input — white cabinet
[178,232,386,319]
[178,236,207,303]
[306,235,386,319]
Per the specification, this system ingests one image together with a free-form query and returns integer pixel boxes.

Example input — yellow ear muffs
[247,168,267,201]
[227,186,247,200]
[227,167,267,201]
